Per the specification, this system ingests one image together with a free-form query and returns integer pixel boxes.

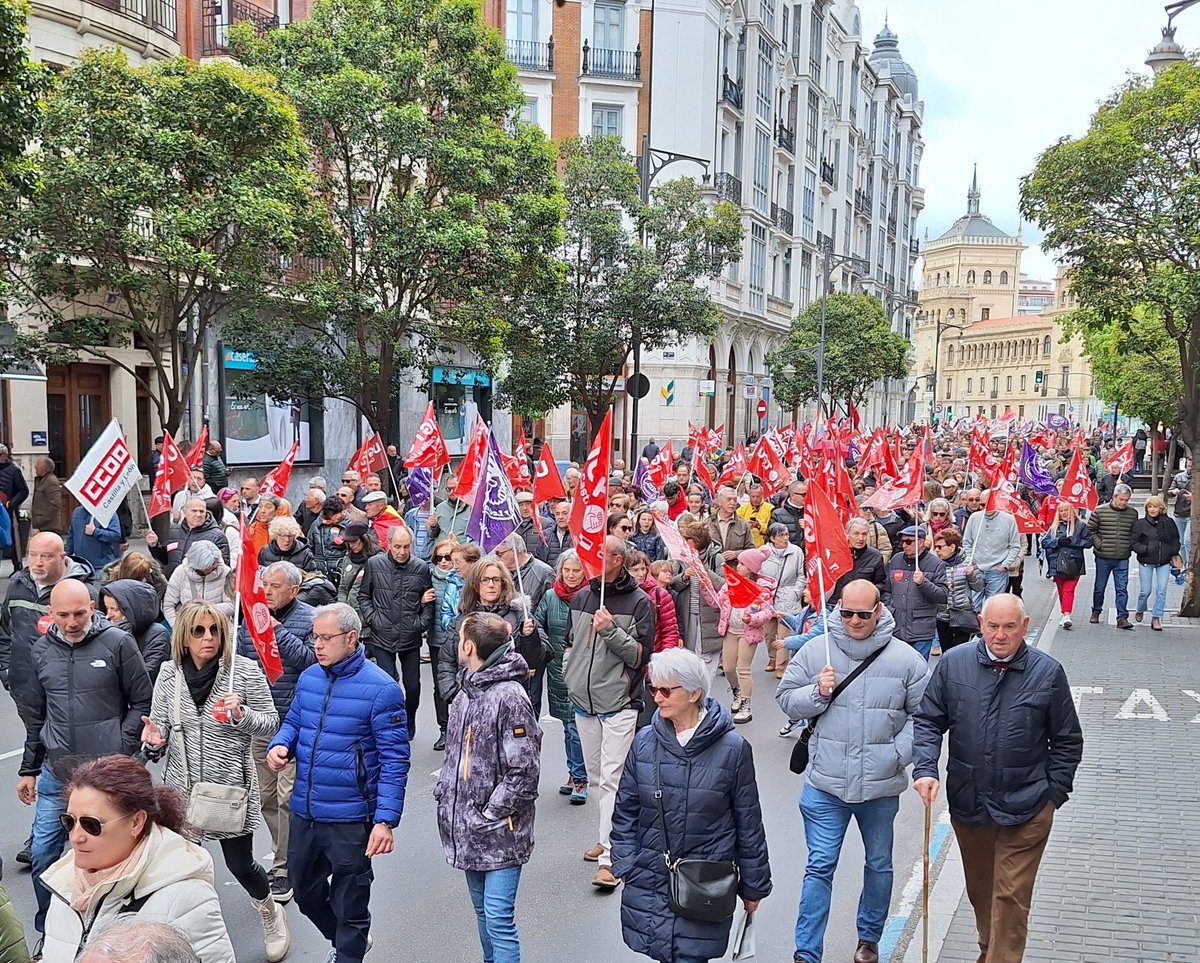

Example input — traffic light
[1035,370,1044,386]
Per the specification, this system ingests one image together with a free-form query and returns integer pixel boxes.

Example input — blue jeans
[911,638,935,661]
[972,567,1011,611]
[1177,516,1191,568]
[1137,563,1172,619]
[563,720,586,783]
[465,867,522,963]
[1092,557,1129,620]
[794,784,899,963]
[31,767,68,932]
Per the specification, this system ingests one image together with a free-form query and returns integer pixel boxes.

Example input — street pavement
[0,543,1126,963]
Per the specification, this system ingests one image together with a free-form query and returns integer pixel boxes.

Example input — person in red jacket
[624,550,680,652]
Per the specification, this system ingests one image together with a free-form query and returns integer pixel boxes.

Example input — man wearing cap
[885,526,948,660]
[363,490,404,544]
[960,501,1021,610]
[513,491,543,558]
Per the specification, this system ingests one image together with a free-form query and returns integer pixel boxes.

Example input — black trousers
[367,645,422,737]
[218,834,270,900]
[289,817,373,963]
[425,636,449,732]
[936,620,974,653]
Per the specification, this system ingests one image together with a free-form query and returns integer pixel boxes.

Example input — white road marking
[1114,688,1170,721]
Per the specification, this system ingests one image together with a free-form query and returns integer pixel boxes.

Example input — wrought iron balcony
[775,120,796,154]
[92,0,177,38]
[771,204,794,235]
[909,238,920,256]
[820,159,835,187]
[887,214,897,235]
[581,41,641,81]
[720,72,744,111]
[854,189,871,215]
[506,37,554,72]
[202,0,278,56]
[715,172,743,205]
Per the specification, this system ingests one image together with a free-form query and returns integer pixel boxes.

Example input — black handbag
[1055,549,1082,580]
[789,644,888,775]
[654,746,739,923]
[947,607,980,633]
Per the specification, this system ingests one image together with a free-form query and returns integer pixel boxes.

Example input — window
[806,90,820,163]
[945,378,952,398]
[967,378,973,394]
[506,0,537,41]
[749,224,767,314]
[757,37,773,120]
[781,6,789,50]
[967,269,976,284]
[519,98,537,127]
[781,251,792,299]
[992,377,999,395]
[1018,405,1025,419]
[1043,335,1052,357]
[947,344,956,365]
[1006,375,1013,392]
[1020,374,1027,391]
[753,128,770,212]
[799,251,813,309]
[1061,365,1070,392]
[981,308,990,320]
[1000,271,1009,285]
[808,8,822,81]
[591,105,623,138]
[947,308,956,320]
[983,270,993,284]
[762,0,775,35]
[594,1,624,49]
[802,168,816,241]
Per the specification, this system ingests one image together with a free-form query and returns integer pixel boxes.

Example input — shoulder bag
[173,665,249,836]
[654,744,739,923]
[1054,524,1083,580]
[789,643,888,775]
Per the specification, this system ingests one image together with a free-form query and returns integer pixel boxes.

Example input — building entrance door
[46,363,111,480]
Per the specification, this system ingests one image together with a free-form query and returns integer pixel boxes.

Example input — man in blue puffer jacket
[267,601,409,963]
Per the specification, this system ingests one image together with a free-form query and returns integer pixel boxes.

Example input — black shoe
[433,732,446,751]
[1117,618,1133,630]
[16,837,31,867]
[270,874,293,903]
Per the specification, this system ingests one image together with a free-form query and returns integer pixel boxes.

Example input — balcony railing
[202,0,278,56]
[771,204,794,235]
[820,159,835,187]
[775,121,796,154]
[720,72,744,111]
[887,214,897,235]
[715,172,743,205]
[909,238,920,255]
[854,189,871,215]
[581,41,641,81]
[816,231,832,253]
[92,0,177,38]
[506,37,554,72]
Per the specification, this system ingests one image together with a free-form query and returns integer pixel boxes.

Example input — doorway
[47,363,112,479]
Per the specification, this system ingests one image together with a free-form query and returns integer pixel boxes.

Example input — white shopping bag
[730,907,756,960]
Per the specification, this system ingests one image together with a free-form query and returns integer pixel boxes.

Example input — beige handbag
[173,666,248,836]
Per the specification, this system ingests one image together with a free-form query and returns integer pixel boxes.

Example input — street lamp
[925,315,963,425]
[882,290,919,425]
[1148,1,1196,72]
[816,238,869,418]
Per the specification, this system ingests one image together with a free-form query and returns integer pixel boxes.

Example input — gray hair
[268,516,302,539]
[928,498,952,515]
[648,648,711,699]
[1113,483,1133,498]
[980,593,1027,621]
[79,917,200,963]
[314,601,362,636]
[259,493,281,510]
[36,455,55,473]
[308,475,328,491]
[307,487,327,502]
[716,486,737,502]
[500,532,531,559]
[556,549,581,576]
[846,517,871,535]
[263,560,303,587]
[0,443,8,456]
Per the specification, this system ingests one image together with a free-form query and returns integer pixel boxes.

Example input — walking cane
[923,803,931,963]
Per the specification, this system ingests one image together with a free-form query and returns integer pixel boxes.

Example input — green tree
[1020,59,1200,612]
[766,292,910,413]
[500,136,742,431]
[0,49,320,437]
[0,0,45,196]
[1072,307,1180,428]
[227,0,565,445]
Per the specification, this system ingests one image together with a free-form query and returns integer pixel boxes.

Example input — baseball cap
[362,491,388,504]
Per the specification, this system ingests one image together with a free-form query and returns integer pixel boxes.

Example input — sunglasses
[930,511,949,517]
[618,524,633,532]
[899,538,916,545]
[841,608,877,621]
[59,812,133,837]
[435,554,454,562]
[649,685,683,699]
[190,624,220,639]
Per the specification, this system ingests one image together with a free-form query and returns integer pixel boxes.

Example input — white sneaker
[1060,614,1073,629]
[325,950,337,963]
[252,894,292,963]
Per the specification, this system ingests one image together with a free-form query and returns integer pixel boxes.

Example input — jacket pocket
[946,759,977,815]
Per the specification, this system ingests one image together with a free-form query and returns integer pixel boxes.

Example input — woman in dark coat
[257,517,318,572]
[1130,494,1181,631]
[611,648,771,963]
[630,509,667,562]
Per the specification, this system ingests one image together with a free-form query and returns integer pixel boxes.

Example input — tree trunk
[1179,412,1200,617]
[1149,426,1159,494]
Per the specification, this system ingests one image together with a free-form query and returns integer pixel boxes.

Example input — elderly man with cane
[911,594,1083,963]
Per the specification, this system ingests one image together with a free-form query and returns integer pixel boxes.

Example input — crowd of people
[0,420,1188,963]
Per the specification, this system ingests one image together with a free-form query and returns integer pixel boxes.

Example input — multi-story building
[1017,274,1055,315]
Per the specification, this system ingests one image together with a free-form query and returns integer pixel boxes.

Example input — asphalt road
[0,562,1058,963]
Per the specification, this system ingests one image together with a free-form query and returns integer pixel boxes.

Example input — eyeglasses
[435,554,454,563]
[58,812,133,837]
[342,478,354,483]
[899,538,916,545]
[840,608,877,621]
[480,576,503,585]
[189,624,220,638]
[649,685,683,699]
[314,631,352,644]
[930,511,949,517]
[617,524,633,532]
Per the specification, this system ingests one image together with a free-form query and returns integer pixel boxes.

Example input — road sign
[627,372,650,399]
[756,399,767,417]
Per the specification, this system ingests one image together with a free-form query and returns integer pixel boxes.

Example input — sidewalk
[933,571,1200,963]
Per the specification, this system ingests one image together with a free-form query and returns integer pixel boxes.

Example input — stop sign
[756,399,768,417]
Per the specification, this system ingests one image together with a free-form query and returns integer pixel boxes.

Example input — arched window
[947,344,956,365]
[1043,335,1052,357]
[999,270,1009,285]
[947,308,956,320]
[983,270,993,284]
[967,269,976,284]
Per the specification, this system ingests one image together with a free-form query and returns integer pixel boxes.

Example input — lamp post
[1147,1,1196,71]
[926,316,963,425]
[883,291,919,425]
[816,238,869,419]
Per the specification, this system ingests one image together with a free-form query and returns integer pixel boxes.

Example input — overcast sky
[870,0,1177,283]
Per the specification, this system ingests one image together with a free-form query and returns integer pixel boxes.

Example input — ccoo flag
[65,420,142,529]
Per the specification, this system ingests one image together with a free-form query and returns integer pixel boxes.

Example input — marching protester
[1040,502,1093,629]
[885,526,948,660]
[736,484,774,547]
[931,527,984,651]
[266,602,409,963]
[708,487,755,560]
[717,547,775,725]
[30,457,65,539]
[258,517,318,572]
[771,480,808,546]
[334,520,378,632]
[960,502,1021,609]
[435,612,542,963]
[99,579,171,682]
[629,508,666,562]
[535,499,575,568]
[1087,483,1138,628]
[761,520,805,675]
[147,498,230,577]
[672,521,727,682]
[163,541,234,626]
[139,602,290,961]
[1169,456,1193,566]
[76,918,202,963]
[426,534,456,748]
[65,506,123,571]
[832,518,888,603]
[913,594,1083,963]
[308,497,352,581]
[1130,494,1181,631]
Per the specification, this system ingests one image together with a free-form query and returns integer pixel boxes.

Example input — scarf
[71,834,150,915]
[348,546,368,564]
[183,655,221,710]
[554,577,583,604]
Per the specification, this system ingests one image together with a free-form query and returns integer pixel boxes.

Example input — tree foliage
[227,0,565,444]
[1020,59,1200,611]
[499,136,742,429]
[0,0,45,197]
[0,49,320,436]
[766,292,910,412]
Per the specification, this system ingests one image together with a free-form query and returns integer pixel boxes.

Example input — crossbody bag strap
[173,666,191,792]
[808,642,889,737]
[653,742,674,864]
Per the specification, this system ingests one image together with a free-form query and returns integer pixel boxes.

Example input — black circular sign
[628,373,651,399]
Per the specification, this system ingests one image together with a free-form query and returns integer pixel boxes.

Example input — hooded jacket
[150,513,231,577]
[99,579,171,682]
[435,646,542,872]
[41,824,235,963]
[776,607,931,802]
[20,614,153,779]
[258,536,319,572]
[269,645,410,825]
[163,558,234,625]
[885,551,948,645]
[759,541,805,614]
[358,552,434,653]
[0,556,97,707]
[610,701,771,963]
[564,570,656,715]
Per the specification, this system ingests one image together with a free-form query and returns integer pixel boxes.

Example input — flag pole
[230,522,244,696]
[813,548,832,668]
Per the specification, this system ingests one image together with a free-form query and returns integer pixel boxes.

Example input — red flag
[504,431,533,490]
[1104,440,1134,476]
[990,443,1019,490]
[348,433,388,477]
[1030,428,1058,452]
[848,402,861,433]
[147,431,190,519]
[568,411,612,580]
[861,445,925,512]
[716,443,751,489]
[259,440,300,500]
[856,429,889,476]
[748,434,789,499]
[690,448,717,497]
[687,421,709,457]
[724,564,769,609]
[533,442,567,504]
[705,424,725,451]
[803,480,855,608]
[647,441,675,489]
[452,419,490,502]
[184,425,209,471]
[656,512,719,604]
[968,427,999,479]
[1061,448,1098,513]
[986,478,1045,534]
[237,521,283,684]
[404,402,451,473]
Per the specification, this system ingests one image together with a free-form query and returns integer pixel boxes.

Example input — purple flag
[1018,441,1058,497]
[465,430,521,552]
[1046,412,1070,432]
[406,467,431,508]
[633,460,660,502]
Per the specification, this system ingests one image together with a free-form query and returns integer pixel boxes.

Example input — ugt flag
[465,431,521,553]
[65,420,141,528]
[237,520,283,684]
[569,411,612,580]
[147,431,190,519]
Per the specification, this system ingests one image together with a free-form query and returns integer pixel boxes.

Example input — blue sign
[30,431,47,447]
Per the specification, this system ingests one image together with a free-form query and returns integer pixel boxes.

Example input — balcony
[715,172,743,205]
[202,0,278,57]
[816,231,832,253]
[92,0,177,38]
[820,159,835,187]
[909,238,920,256]
[720,72,744,111]
[887,214,897,236]
[771,204,794,235]
[854,189,872,216]
[581,41,641,81]
[506,37,554,72]
[775,120,796,155]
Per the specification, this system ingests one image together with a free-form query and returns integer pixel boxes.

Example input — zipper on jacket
[67,644,76,759]
[307,675,336,816]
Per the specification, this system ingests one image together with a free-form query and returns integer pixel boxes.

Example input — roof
[959,315,1049,334]
[935,214,1018,242]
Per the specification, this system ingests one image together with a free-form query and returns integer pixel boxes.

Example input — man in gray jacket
[776,579,930,963]
[961,503,1021,609]
[496,532,554,714]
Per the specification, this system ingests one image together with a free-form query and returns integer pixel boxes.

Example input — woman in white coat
[39,754,235,963]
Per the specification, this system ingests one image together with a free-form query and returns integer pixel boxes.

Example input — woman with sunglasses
[931,527,984,652]
[40,754,235,963]
[427,537,458,749]
[925,498,954,537]
[1041,501,1093,630]
[630,508,667,562]
[607,512,635,541]
[610,648,771,963]
[138,602,290,962]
